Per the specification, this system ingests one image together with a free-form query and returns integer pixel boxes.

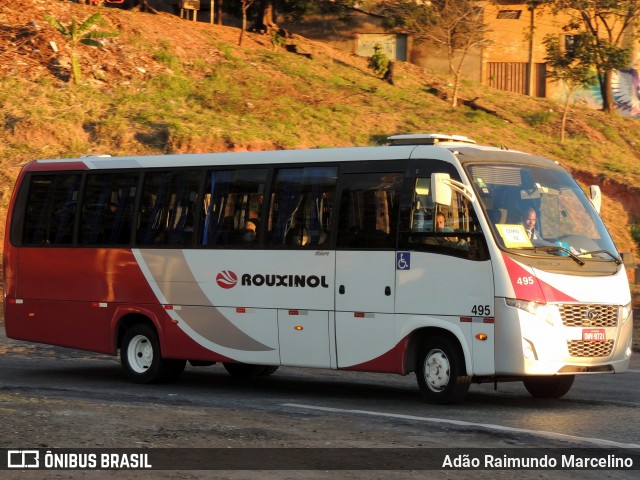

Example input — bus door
[264,166,338,369]
[397,167,495,376]
[334,171,404,370]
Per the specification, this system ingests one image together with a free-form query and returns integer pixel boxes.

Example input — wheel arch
[111,306,163,354]
[404,325,471,376]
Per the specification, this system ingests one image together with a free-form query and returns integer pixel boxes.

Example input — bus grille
[567,340,614,358]
[559,304,618,327]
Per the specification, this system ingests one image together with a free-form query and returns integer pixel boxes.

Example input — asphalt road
[0,321,638,480]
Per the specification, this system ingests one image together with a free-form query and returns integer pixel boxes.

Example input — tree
[44,12,119,84]
[378,0,492,107]
[127,0,160,13]
[215,0,224,25]
[551,0,639,114]
[251,0,359,35]
[253,0,278,33]
[238,0,255,46]
[231,1,359,47]
[543,34,597,142]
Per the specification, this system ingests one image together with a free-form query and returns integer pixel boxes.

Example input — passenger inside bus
[436,213,453,234]
[435,212,461,245]
[286,226,310,246]
[242,220,257,244]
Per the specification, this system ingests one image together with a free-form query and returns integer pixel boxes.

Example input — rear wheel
[416,336,471,404]
[223,362,278,378]
[121,324,186,384]
[523,375,575,398]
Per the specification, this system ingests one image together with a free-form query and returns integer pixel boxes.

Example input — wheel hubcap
[424,349,450,392]
[128,335,153,373]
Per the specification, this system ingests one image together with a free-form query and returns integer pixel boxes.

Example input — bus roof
[26,145,446,171]
[22,135,560,172]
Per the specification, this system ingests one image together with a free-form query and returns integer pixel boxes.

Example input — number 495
[471,305,491,316]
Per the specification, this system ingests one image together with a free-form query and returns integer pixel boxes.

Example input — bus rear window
[22,174,81,246]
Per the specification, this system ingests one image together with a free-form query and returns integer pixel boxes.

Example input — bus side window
[267,167,337,248]
[136,170,200,247]
[79,173,138,246]
[411,177,433,233]
[201,169,268,247]
[335,172,403,249]
[402,176,488,260]
[21,174,81,246]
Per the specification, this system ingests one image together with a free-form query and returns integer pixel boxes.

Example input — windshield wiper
[577,249,622,265]
[516,245,585,266]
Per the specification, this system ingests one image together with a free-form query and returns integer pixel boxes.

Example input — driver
[522,208,539,241]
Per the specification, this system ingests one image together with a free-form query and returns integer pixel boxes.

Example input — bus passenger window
[21,174,81,246]
[79,173,138,246]
[267,167,337,248]
[411,177,433,232]
[336,172,403,249]
[403,176,488,260]
[136,170,200,247]
[201,169,268,247]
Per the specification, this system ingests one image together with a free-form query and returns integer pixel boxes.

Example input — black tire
[121,324,186,384]
[523,375,575,399]
[162,358,187,382]
[260,365,279,376]
[223,362,277,378]
[416,336,471,404]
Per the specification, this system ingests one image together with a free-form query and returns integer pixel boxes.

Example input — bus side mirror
[589,185,601,214]
[431,173,476,205]
[431,173,453,206]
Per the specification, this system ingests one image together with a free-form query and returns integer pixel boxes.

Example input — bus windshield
[466,163,620,264]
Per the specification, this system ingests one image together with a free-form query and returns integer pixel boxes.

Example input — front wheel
[416,336,471,405]
[121,324,186,384]
[523,375,575,399]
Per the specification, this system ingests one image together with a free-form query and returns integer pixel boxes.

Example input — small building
[279,1,640,118]
[279,8,410,62]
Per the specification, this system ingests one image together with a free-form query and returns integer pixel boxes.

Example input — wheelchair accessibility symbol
[396,252,411,270]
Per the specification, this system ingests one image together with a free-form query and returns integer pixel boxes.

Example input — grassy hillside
[1,0,639,261]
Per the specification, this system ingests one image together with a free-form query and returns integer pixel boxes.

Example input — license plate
[582,328,606,341]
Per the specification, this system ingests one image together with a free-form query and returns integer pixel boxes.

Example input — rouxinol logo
[216,271,329,289]
[216,270,238,289]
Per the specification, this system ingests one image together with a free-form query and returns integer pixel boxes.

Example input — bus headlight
[506,298,538,315]
[620,302,632,326]
[505,298,560,326]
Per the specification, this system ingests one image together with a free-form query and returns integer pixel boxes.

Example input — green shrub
[524,110,555,126]
[368,44,389,78]
[44,13,118,84]
[631,224,640,247]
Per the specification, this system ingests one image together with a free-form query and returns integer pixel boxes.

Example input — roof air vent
[387,133,476,146]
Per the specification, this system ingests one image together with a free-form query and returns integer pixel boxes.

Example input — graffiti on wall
[612,68,640,117]
[569,68,640,118]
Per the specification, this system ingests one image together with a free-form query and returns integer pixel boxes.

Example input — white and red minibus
[3,134,633,403]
